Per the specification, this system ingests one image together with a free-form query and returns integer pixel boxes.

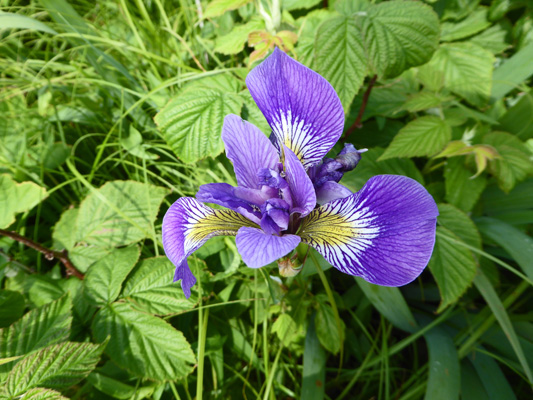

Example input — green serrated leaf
[315,16,367,112]
[361,0,440,79]
[5,341,105,396]
[120,126,158,160]
[75,181,168,247]
[0,290,25,328]
[429,227,477,312]
[283,0,321,11]
[240,90,270,135]
[402,91,453,112]
[272,313,300,346]
[0,295,72,360]
[92,302,196,381]
[341,147,424,192]
[380,116,451,160]
[19,387,68,400]
[52,208,79,251]
[315,297,345,355]
[437,204,481,249]
[470,23,510,54]
[491,41,533,102]
[214,18,264,55]
[0,175,47,229]
[122,257,196,315]
[419,43,494,107]
[483,131,533,193]
[155,88,243,163]
[0,12,58,35]
[440,7,491,42]
[85,246,140,306]
[444,157,487,212]
[204,0,252,18]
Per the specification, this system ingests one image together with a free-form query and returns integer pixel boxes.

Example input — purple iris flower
[162,48,438,299]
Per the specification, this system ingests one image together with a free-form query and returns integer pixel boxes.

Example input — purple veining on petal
[283,145,316,217]
[260,198,290,235]
[300,175,438,286]
[222,114,279,189]
[236,227,301,268]
[246,48,345,168]
[315,181,352,205]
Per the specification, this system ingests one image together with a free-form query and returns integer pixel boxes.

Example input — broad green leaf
[92,302,195,381]
[444,157,487,212]
[214,18,264,55]
[468,352,517,400]
[85,246,140,306]
[5,341,104,396]
[474,271,533,383]
[402,91,453,112]
[440,7,491,42]
[315,297,345,355]
[122,257,196,315]
[418,43,494,107]
[461,360,490,400]
[52,208,79,251]
[0,175,47,229]
[204,0,252,18]
[0,290,25,328]
[361,1,439,79]
[429,227,477,312]
[69,245,112,274]
[87,372,157,399]
[380,116,451,160]
[475,217,533,281]
[356,278,417,333]
[119,126,158,160]
[0,295,71,359]
[240,90,270,135]
[19,388,68,400]
[483,132,533,193]
[301,314,325,400]
[491,41,533,102]
[315,16,367,112]
[498,89,533,140]
[272,313,300,346]
[437,204,481,249]
[341,147,424,192]
[424,326,460,400]
[154,88,243,163]
[470,23,510,54]
[283,0,321,11]
[0,12,57,34]
[76,181,168,247]
[441,0,480,22]
[482,179,533,220]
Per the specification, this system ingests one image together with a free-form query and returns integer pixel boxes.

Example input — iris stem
[196,266,208,400]
[343,74,378,141]
[310,252,344,372]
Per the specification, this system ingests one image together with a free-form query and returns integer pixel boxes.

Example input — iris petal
[299,175,438,286]
[162,197,258,297]
[315,181,352,205]
[236,227,301,268]
[222,114,279,189]
[246,48,345,168]
[283,145,316,217]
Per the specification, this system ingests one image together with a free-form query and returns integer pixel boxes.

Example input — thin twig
[343,74,378,140]
[0,229,84,279]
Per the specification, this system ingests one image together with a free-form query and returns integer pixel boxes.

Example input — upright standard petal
[163,197,258,297]
[236,227,301,268]
[315,181,352,205]
[246,48,345,168]
[222,114,279,189]
[283,145,316,217]
[299,175,438,286]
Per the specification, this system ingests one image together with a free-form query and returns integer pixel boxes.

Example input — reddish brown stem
[343,74,378,140]
[0,229,84,279]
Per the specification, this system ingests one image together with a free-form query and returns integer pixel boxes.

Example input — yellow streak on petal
[299,208,358,247]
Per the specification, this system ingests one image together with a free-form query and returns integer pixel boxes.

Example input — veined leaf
[19,388,68,400]
[440,7,491,42]
[436,204,481,249]
[0,174,47,229]
[491,41,533,102]
[0,290,25,328]
[498,89,533,140]
[204,0,252,18]
[75,181,168,248]
[122,257,196,315]
[483,131,533,193]
[0,12,57,35]
[85,246,140,306]
[361,0,440,79]
[470,23,510,55]
[402,91,453,112]
[0,295,71,359]
[315,296,345,355]
[155,88,243,163]
[272,313,300,346]
[214,18,264,55]
[380,116,451,160]
[418,43,494,107]
[92,302,195,381]
[429,227,477,312]
[315,16,367,112]
[87,372,156,399]
[5,341,105,396]
[444,157,487,212]
[283,0,321,11]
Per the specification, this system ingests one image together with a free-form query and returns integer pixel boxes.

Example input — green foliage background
[1,0,533,398]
